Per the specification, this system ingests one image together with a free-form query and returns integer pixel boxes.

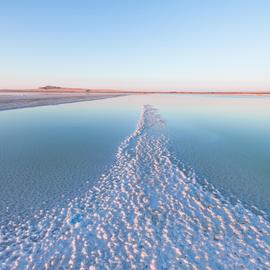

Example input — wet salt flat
[0,95,270,269]
[0,100,139,221]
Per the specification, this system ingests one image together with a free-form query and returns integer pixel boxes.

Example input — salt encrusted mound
[39,85,63,89]
[0,105,270,269]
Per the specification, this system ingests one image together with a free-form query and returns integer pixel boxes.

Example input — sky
[0,0,270,91]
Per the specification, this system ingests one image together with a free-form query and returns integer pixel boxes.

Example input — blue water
[158,95,270,215]
[0,98,139,221]
[0,95,270,269]
[1,95,270,219]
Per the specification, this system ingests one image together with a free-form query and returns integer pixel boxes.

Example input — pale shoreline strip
[0,92,127,111]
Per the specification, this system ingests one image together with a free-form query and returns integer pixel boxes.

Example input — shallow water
[0,99,139,221]
[0,95,270,269]
[158,95,270,215]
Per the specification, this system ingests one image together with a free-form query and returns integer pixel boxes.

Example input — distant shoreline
[0,87,269,112]
[0,92,126,111]
[1,87,270,96]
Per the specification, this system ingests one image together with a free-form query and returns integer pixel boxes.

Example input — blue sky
[1,0,269,91]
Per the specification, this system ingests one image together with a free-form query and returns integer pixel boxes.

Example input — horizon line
[0,86,270,95]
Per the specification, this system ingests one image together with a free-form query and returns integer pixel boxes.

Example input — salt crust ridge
[0,105,270,269]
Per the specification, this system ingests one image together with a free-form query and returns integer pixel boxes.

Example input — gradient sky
[1,0,270,91]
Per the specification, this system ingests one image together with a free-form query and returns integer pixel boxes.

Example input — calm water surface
[0,94,270,220]
[1,95,270,269]
[158,95,270,215]
[0,98,139,221]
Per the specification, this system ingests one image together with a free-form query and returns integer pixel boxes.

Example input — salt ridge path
[0,105,270,269]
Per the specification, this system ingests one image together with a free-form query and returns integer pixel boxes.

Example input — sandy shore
[0,92,125,111]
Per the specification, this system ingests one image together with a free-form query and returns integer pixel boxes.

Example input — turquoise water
[1,95,270,219]
[0,95,270,269]
[0,99,139,221]
[158,95,270,215]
